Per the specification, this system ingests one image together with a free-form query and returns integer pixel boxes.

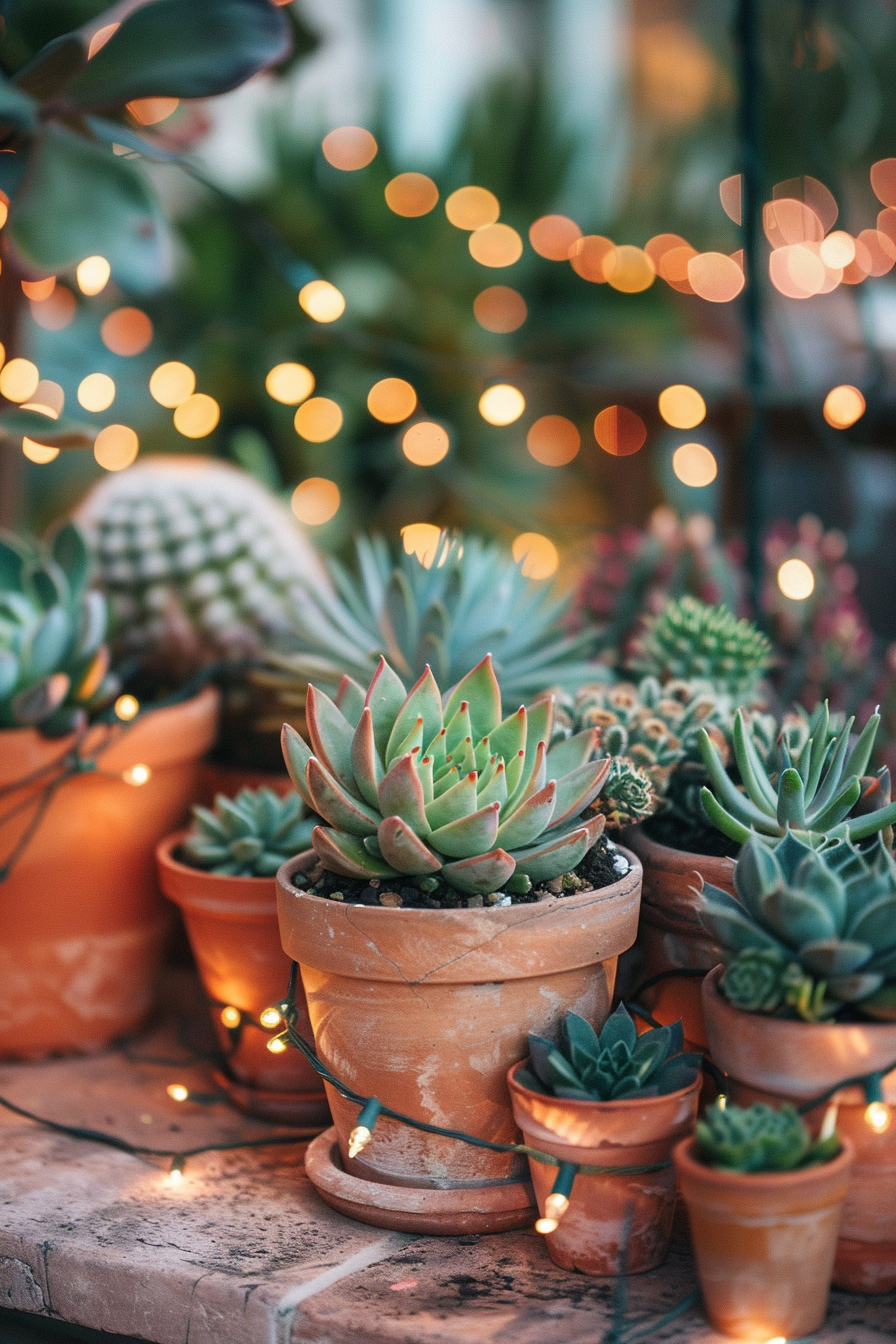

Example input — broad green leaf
[0,407,97,448]
[376,817,441,874]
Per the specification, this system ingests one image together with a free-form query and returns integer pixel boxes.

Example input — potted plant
[0,523,218,1058]
[156,787,329,1127]
[277,653,642,1234]
[676,1099,853,1339]
[699,830,896,1292]
[507,1006,701,1273]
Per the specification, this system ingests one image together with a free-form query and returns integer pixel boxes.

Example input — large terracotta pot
[280,848,642,1235]
[508,1062,699,1274]
[156,834,329,1128]
[0,688,219,1059]
[675,1135,854,1339]
[623,825,735,1048]
[703,965,896,1293]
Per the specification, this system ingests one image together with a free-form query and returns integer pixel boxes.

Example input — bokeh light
[479,383,525,425]
[0,358,39,402]
[149,361,195,407]
[101,307,153,356]
[687,252,744,302]
[368,377,417,423]
[265,363,315,405]
[604,245,655,293]
[469,223,523,268]
[385,173,439,217]
[645,233,689,269]
[21,277,55,301]
[78,373,116,412]
[127,97,179,125]
[294,396,343,442]
[0,190,8,230]
[76,255,111,296]
[841,234,874,285]
[402,421,450,465]
[512,532,559,580]
[657,244,697,293]
[292,478,340,525]
[823,385,865,429]
[529,215,582,260]
[29,380,64,416]
[569,234,614,282]
[857,228,896,277]
[173,393,220,438]
[321,126,377,170]
[777,558,815,600]
[774,176,838,234]
[87,22,118,58]
[871,158,896,207]
[878,209,896,252]
[658,384,706,429]
[401,523,443,567]
[719,175,742,224]
[94,424,139,471]
[299,279,345,323]
[526,416,580,466]
[763,198,824,248]
[22,437,59,464]
[29,284,76,331]
[769,245,825,298]
[473,286,527,332]
[445,186,500,230]
[594,405,647,456]
[819,231,855,269]
[672,442,717,487]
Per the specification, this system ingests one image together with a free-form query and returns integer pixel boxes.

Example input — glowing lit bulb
[168,1161,184,1186]
[865,1102,892,1134]
[266,1035,288,1054]
[78,372,116,412]
[717,1094,727,1111]
[299,280,345,323]
[348,1125,373,1159]
[123,763,151,786]
[819,1101,839,1141]
[534,1216,559,1235]
[76,255,111,296]
[265,362,314,405]
[220,1006,241,1029]
[544,1192,571,1221]
[149,361,195,408]
[823,384,865,430]
[820,231,856,269]
[114,694,139,721]
[478,384,525,426]
[259,1006,283,1029]
[166,1084,189,1103]
[672,443,718,488]
[777,558,815,601]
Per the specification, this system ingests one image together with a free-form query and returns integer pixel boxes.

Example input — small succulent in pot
[590,757,658,830]
[282,653,611,896]
[519,1006,702,1101]
[696,1099,841,1172]
[628,596,772,698]
[698,831,896,1021]
[181,787,315,877]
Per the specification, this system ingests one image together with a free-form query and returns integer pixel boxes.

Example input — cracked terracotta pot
[277,847,642,1234]
[156,833,329,1129]
[622,825,735,1048]
[703,964,896,1294]
[508,1061,699,1274]
[0,687,219,1060]
[675,1134,854,1339]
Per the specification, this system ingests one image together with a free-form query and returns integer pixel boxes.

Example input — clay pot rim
[623,822,737,872]
[278,844,642,920]
[0,683,218,745]
[673,1134,855,1190]
[704,963,896,1040]
[156,829,275,892]
[507,1059,701,1114]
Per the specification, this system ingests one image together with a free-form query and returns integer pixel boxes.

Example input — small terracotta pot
[703,964,896,1294]
[675,1135,854,1339]
[622,825,735,1048]
[0,688,219,1060]
[508,1062,699,1274]
[156,835,329,1129]
[277,848,642,1234]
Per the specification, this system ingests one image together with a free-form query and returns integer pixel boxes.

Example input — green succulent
[699,831,896,1020]
[182,787,315,877]
[0,523,115,733]
[628,597,772,697]
[265,533,602,710]
[282,654,610,895]
[699,702,896,847]
[591,757,658,829]
[696,1100,840,1173]
[519,1006,701,1102]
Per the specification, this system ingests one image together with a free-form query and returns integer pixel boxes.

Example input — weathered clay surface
[0,975,892,1344]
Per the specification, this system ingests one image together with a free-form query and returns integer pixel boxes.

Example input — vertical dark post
[735,0,766,616]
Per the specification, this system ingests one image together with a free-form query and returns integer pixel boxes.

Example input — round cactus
[628,596,772,697]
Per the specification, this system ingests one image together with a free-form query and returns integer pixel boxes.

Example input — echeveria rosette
[696,1100,840,1173]
[592,757,658,829]
[699,831,896,1021]
[182,787,315,878]
[282,654,611,896]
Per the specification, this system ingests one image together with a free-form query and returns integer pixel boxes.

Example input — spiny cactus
[282,654,610,895]
[628,596,772,697]
[519,1006,701,1101]
[699,831,896,1020]
[181,787,315,878]
[699,702,896,847]
[696,1100,840,1172]
[75,457,330,681]
[0,523,115,734]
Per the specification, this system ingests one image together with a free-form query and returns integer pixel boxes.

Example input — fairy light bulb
[168,1157,185,1185]
[865,1102,891,1134]
[348,1099,383,1158]
[717,1094,727,1111]
[259,1006,283,1029]
[166,1084,189,1103]
[777,558,815,601]
[266,1034,288,1054]
[819,1101,839,1141]
[76,255,111,296]
[123,763,151,786]
[535,1162,576,1234]
[114,694,139,721]
[220,1006,241,1029]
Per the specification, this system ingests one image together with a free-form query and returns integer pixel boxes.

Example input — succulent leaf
[377,817,442,873]
[181,787,314,878]
[696,1100,839,1172]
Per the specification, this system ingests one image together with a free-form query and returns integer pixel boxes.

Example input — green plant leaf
[311,826,400,880]
[443,654,502,741]
[0,407,97,448]
[440,847,515,894]
[0,75,37,131]
[307,758,379,836]
[376,816,441,874]
[429,801,500,858]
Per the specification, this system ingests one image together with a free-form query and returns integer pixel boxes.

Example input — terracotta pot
[703,964,896,1294]
[277,848,642,1234]
[622,825,735,1048]
[195,759,291,808]
[156,834,329,1129]
[675,1135,854,1339]
[508,1062,699,1274]
[0,688,219,1060]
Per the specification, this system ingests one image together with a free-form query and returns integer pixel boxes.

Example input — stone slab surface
[0,978,893,1344]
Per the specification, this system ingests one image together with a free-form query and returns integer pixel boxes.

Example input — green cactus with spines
[0,522,116,734]
[696,1100,840,1172]
[519,1006,701,1101]
[699,830,896,1020]
[182,787,315,877]
[282,653,610,895]
[628,596,772,697]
